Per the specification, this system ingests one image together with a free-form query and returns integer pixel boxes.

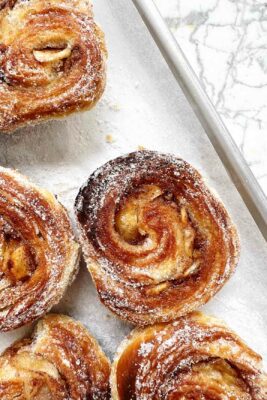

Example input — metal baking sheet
[0,0,266,367]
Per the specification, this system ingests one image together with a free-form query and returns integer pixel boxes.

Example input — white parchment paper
[0,0,266,366]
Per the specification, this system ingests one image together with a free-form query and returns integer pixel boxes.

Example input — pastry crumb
[105,134,114,143]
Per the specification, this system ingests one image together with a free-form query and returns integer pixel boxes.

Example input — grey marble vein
[155,0,267,194]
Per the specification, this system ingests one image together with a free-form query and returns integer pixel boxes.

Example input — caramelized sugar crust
[75,151,240,325]
[0,314,111,399]
[111,312,267,400]
[0,0,107,133]
[0,167,80,331]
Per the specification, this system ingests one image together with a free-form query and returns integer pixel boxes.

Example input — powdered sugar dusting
[111,312,266,399]
[0,314,111,399]
[0,0,266,372]
[75,150,240,326]
[0,167,80,331]
[0,0,107,133]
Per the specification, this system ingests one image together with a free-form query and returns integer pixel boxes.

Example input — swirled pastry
[0,167,80,331]
[75,151,240,325]
[0,314,111,399]
[0,0,107,133]
[111,312,267,399]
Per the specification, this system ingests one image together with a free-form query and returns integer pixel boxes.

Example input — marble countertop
[155,0,267,195]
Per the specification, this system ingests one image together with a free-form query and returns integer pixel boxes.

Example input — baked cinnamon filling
[1,28,77,88]
[115,184,202,284]
[163,359,252,399]
[0,352,58,399]
[0,0,16,11]
[1,225,37,284]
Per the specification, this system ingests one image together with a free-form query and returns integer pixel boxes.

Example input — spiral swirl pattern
[0,0,106,133]
[0,167,80,331]
[0,314,111,399]
[75,151,240,325]
[111,312,267,399]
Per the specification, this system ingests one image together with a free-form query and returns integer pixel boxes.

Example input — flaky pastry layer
[0,167,80,331]
[0,0,107,133]
[0,314,111,399]
[111,312,267,399]
[75,151,240,325]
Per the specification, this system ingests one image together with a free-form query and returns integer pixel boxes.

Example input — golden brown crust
[0,167,80,331]
[75,151,240,325]
[0,314,111,399]
[111,312,267,400]
[0,0,107,133]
